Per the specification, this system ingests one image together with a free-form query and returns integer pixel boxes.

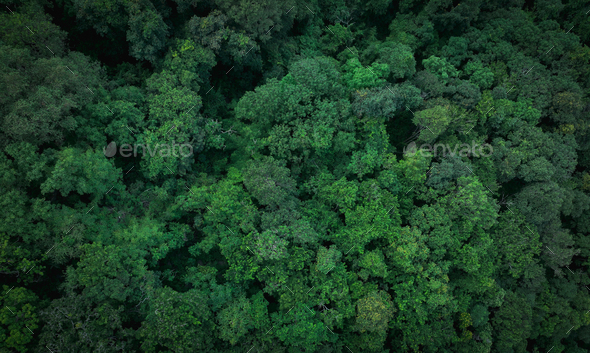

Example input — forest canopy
[1,0,590,352]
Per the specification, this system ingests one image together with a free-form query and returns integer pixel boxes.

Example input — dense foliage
[1,0,590,352]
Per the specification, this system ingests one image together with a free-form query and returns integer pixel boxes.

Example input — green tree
[243,156,298,209]
[0,47,103,147]
[38,293,131,353]
[369,41,417,80]
[463,60,494,89]
[412,105,452,142]
[217,292,269,345]
[316,246,342,274]
[353,290,395,350]
[423,55,459,84]
[138,287,215,352]
[63,241,152,303]
[0,286,39,352]
[127,2,169,63]
[342,58,388,90]
[40,148,121,199]
[0,10,67,58]
[492,291,532,352]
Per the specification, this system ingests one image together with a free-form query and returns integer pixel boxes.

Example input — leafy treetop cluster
[1,0,590,352]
